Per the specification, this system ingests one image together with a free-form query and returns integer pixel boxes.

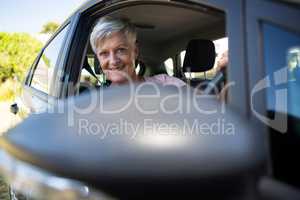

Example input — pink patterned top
[144,74,186,87]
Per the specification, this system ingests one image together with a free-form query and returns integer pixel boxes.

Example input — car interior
[78,3,227,95]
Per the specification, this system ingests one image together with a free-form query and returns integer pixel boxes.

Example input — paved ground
[0,102,23,200]
[0,176,10,200]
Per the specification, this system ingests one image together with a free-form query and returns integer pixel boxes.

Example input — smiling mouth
[108,65,125,71]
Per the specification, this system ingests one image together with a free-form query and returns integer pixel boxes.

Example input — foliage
[0,32,42,83]
[0,79,21,101]
[40,21,60,34]
[42,54,50,67]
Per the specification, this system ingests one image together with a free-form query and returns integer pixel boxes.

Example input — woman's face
[217,51,228,69]
[96,32,138,84]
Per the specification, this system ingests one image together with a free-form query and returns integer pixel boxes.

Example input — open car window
[75,1,227,96]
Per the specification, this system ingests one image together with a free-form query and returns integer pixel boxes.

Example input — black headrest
[182,39,216,72]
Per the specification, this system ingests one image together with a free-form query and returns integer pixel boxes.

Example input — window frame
[246,0,300,186]
[28,22,71,97]
[65,0,246,108]
[247,0,300,120]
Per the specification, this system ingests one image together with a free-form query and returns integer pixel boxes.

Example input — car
[1,0,300,199]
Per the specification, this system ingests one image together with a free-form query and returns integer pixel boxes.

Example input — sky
[0,0,86,34]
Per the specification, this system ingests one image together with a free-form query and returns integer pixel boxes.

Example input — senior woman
[90,16,186,87]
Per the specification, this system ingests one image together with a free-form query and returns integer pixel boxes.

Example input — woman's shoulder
[144,74,186,87]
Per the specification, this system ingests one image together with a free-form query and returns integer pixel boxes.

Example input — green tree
[0,32,42,82]
[40,21,60,34]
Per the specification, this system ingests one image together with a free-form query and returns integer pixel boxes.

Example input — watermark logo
[19,62,293,137]
[77,118,235,140]
[251,67,288,133]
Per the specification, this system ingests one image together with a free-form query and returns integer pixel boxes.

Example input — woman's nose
[108,52,120,66]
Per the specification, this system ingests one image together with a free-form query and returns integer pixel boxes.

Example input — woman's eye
[99,52,108,57]
[117,48,126,54]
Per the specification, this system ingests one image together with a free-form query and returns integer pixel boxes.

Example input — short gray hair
[90,16,137,53]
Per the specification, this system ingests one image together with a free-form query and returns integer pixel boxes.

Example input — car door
[246,0,300,197]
